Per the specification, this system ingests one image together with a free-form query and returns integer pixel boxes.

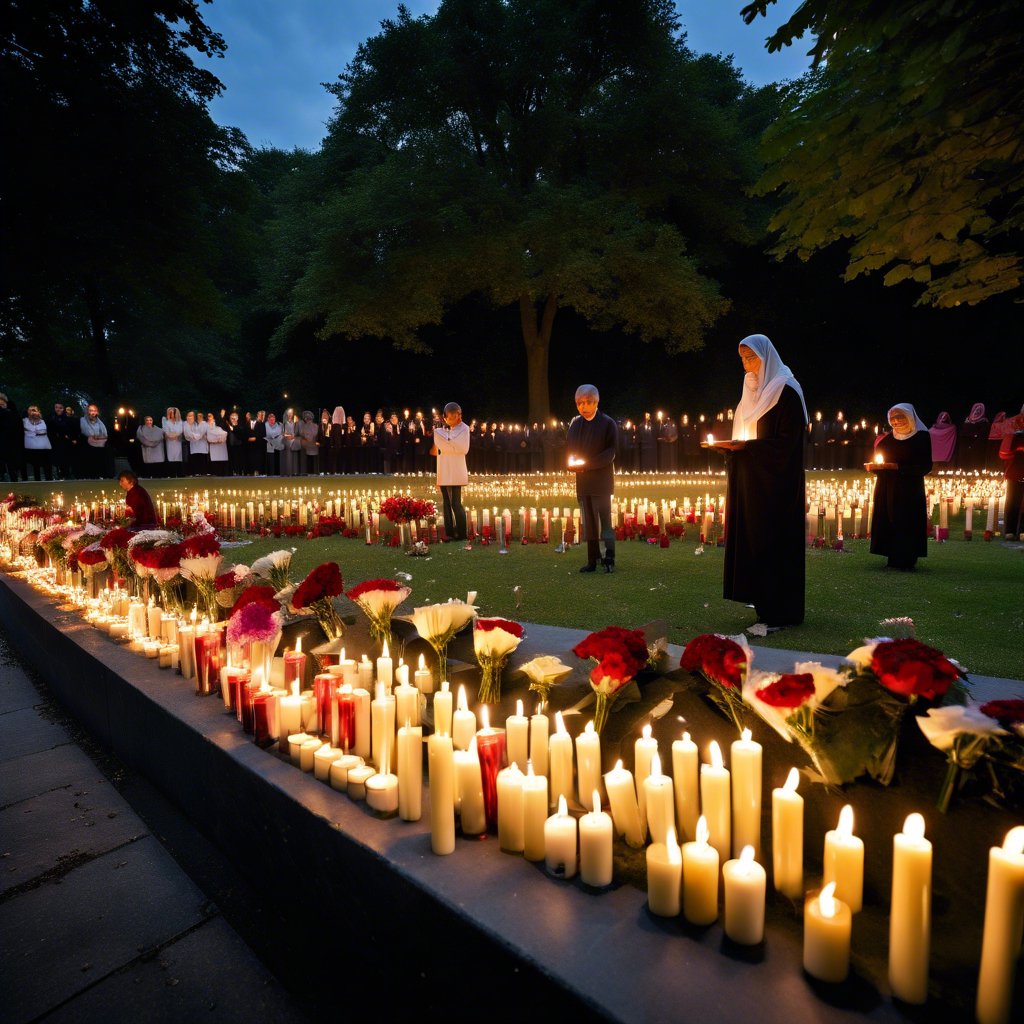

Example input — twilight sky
[198,0,811,152]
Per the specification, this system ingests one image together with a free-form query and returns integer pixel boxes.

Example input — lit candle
[700,740,731,864]
[522,762,549,862]
[671,731,700,842]
[772,767,804,899]
[357,654,374,691]
[376,639,393,691]
[283,636,306,691]
[602,759,644,848]
[455,739,486,836]
[414,652,433,694]
[397,721,423,821]
[475,706,506,830]
[889,812,932,1005]
[976,826,1024,1024]
[427,731,456,855]
[334,683,356,752]
[433,681,453,737]
[371,682,396,769]
[299,736,321,772]
[823,804,864,913]
[544,795,578,879]
[634,724,658,840]
[579,791,613,888]
[366,749,399,817]
[643,752,675,846]
[730,728,762,860]
[529,706,549,778]
[506,699,530,771]
[723,845,766,945]
[575,720,603,807]
[804,882,852,983]
[395,676,420,728]
[279,680,304,738]
[497,762,526,853]
[395,658,409,687]
[647,826,682,917]
[452,685,476,751]
[682,816,719,926]
[548,711,574,809]
[352,686,371,760]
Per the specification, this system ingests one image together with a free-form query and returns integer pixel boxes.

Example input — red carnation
[77,545,108,567]
[871,638,959,701]
[293,562,343,610]
[980,699,1024,726]
[755,673,815,709]
[215,570,240,591]
[681,634,746,689]
[230,585,280,618]
[346,578,404,600]
[475,618,525,638]
[100,527,131,551]
[180,533,221,558]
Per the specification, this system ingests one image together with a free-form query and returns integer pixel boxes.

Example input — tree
[741,0,1024,307]
[275,0,771,420]
[1,0,250,405]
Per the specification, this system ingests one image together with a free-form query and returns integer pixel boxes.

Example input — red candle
[227,667,250,717]
[195,633,222,697]
[475,708,507,830]
[334,685,356,752]
[284,645,307,691]
[251,689,273,747]
[241,681,259,735]
[314,672,335,738]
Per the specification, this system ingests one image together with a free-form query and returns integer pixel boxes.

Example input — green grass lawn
[10,474,1023,679]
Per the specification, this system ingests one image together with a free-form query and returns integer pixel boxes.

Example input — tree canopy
[272,0,774,420]
[742,0,1024,307]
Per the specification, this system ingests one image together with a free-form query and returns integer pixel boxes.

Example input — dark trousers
[25,450,53,481]
[440,485,467,540]
[580,493,615,563]
[1005,478,1024,537]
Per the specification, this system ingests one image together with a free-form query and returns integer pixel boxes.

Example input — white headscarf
[887,404,928,440]
[733,334,808,440]
[332,406,346,426]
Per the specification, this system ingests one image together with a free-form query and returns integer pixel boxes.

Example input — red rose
[871,638,959,700]
[574,626,648,678]
[180,533,220,557]
[77,545,108,567]
[230,585,280,618]
[681,634,746,689]
[755,673,815,709]
[590,651,637,694]
[980,699,1024,725]
[100,527,132,551]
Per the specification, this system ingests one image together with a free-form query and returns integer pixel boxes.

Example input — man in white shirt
[431,402,470,541]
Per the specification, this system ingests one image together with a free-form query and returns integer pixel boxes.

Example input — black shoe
[579,562,598,573]
[602,556,615,573]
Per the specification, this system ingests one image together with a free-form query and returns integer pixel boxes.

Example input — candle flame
[1004,826,1024,855]
[584,719,595,735]
[527,760,535,778]
[441,680,450,692]
[875,452,884,464]
[682,730,690,743]
[741,727,752,742]
[837,804,855,838]
[381,639,389,657]
[516,698,524,717]
[558,794,568,818]
[819,882,838,919]
[784,767,800,793]
[592,790,601,815]
[341,682,352,693]
[418,653,426,670]
[651,752,661,777]
[457,684,468,710]
[708,740,723,770]
[291,680,299,698]
[903,812,926,841]
[481,705,490,731]
[707,433,714,444]
[296,635,302,654]
[738,845,756,875]
[642,723,652,740]
[555,710,568,735]
[696,816,709,846]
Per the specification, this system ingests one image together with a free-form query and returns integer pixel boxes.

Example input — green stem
[593,692,611,734]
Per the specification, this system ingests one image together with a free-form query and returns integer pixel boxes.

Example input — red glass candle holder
[314,673,335,738]
[251,689,273,748]
[283,649,307,691]
[241,681,258,735]
[226,667,250,716]
[334,689,356,752]
[475,728,507,830]
[195,633,222,697]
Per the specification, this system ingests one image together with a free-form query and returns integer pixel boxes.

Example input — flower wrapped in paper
[574,626,651,734]
[128,529,184,609]
[517,655,573,711]
[679,632,751,734]
[179,548,224,623]
[250,548,295,592]
[379,495,437,525]
[473,618,525,704]
[292,561,345,641]
[215,564,252,609]
[346,578,411,650]
[411,596,478,681]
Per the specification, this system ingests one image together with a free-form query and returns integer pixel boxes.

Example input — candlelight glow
[516,698,524,717]
[837,804,855,838]
[592,790,602,815]
[875,452,884,464]
[709,740,723,770]
[1004,826,1024,854]
[819,881,838,918]
[707,433,715,444]
[457,684,468,711]
[481,705,490,730]
[381,639,388,657]
[651,752,661,776]
[784,767,800,793]
[558,794,568,817]
[741,727,751,742]
[738,845,756,875]
[642,723,652,741]
[903,812,926,840]
[418,653,426,670]
[555,710,568,735]
[584,719,595,735]
[296,635,302,654]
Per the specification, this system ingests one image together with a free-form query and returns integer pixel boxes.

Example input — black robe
[869,430,932,566]
[723,385,806,626]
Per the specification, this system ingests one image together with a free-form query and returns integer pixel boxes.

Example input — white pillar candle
[671,731,699,843]
[634,723,658,840]
[279,681,304,739]
[823,804,864,913]
[395,681,420,728]
[414,653,433,695]
[643,753,676,846]
[682,816,720,926]
[452,685,476,751]
[397,723,423,821]
[314,744,342,781]
[647,827,682,917]
[529,708,549,778]
[346,764,375,800]
[976,826,1024,1024]
[548,711,574,809]
[433,681,453,736]
[353,686,371,760]
[544,795,578,879]
[889,812,932,1005]
[329,753,364,792]
[300,736,322,772]
[700,740,731,864]
[772,767,804,899]
[579,791,613,888]
[455,739,486,836]
[146,602,162,640]
[506,699,530,773]
[522,763,549,862]
[376,640,393,691]
[395,659,409,687]
[370,683,395,769]
[723,845,767,945]
[497,762,526,853]
[357,654,374,691]
[603,759,645,848]
[365,769,399,815]
[428,732,456,855]
[804,882,852,983]
[730,728,762,860]
[575,720,603,807]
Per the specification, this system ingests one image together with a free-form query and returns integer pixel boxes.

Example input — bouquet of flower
[574,626,651,733]
[680,633,751,734]
[411,597,478,681]
[36,522,78,568]
[345,578,411,649]
[517,655,573,711]
[918,699,1024,812]
[100,526,134,585]
[292,561,345,641]
[229,585,280,619]
[215,565,252,609]
[178,533,223,622]
[76,541,108,577]
[474,618,525,703]
[128,529,184,609]
[250,548,294,592]
[379,495,437,525]
[227,586,283,683]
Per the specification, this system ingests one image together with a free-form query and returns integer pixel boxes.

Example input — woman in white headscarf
[867,404,932,570]
[718,334,808,630]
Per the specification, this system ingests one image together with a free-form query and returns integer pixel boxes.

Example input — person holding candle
[566,384,618,573]
[430,402,470,542]
[868,404,933,570]
[718,335,807,630]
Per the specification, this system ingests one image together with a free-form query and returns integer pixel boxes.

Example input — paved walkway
[0,630,309,1024]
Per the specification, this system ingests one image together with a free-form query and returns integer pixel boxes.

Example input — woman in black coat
[868,404,933,570]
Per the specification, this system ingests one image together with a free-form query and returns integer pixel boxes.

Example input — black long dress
[869,430,932,568]
[723,384,806,626]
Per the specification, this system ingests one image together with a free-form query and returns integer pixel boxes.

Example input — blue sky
[198,1,811,151]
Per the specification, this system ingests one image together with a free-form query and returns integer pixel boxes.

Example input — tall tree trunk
[519,292,557,423]
[83,281,119,405]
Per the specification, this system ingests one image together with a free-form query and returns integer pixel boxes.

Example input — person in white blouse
[183,410,208,476]
[136,416,166,477]
[431,402,471,541]
[264,412,284,476]
[206,413,229,476]
[163,407,184,478]
[23,404,53,481]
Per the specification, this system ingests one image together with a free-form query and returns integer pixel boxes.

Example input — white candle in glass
[730,728,762,859]
[428,732,456,855]
[682,816,719,926]
[804,882,852,983]
[279,680,304,738]
[671,730,699,842]
[522,762,549,862]
[575,720,603,807]
[544,794,577,879]
[976,826,1024,1024]
[823,804,864,913]
[723,845,766,945]
[647,826,682,917]
[548,711,574,809]
[452,685,476,751]
[506,699,530,772]
[772,767,804,899]
[497,762,526,853]
[603,759,644,848]
[529,706,549,778]
[579,790,613,888]
[643,752,675,846]
[634,723,658,840]
[700,740,731,864]
[889,812,932,1005]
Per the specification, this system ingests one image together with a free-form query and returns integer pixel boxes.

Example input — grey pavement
[0,632,310,1024]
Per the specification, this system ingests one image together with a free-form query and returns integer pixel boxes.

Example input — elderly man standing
[431,401,470,541]
[566,384,618,573]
